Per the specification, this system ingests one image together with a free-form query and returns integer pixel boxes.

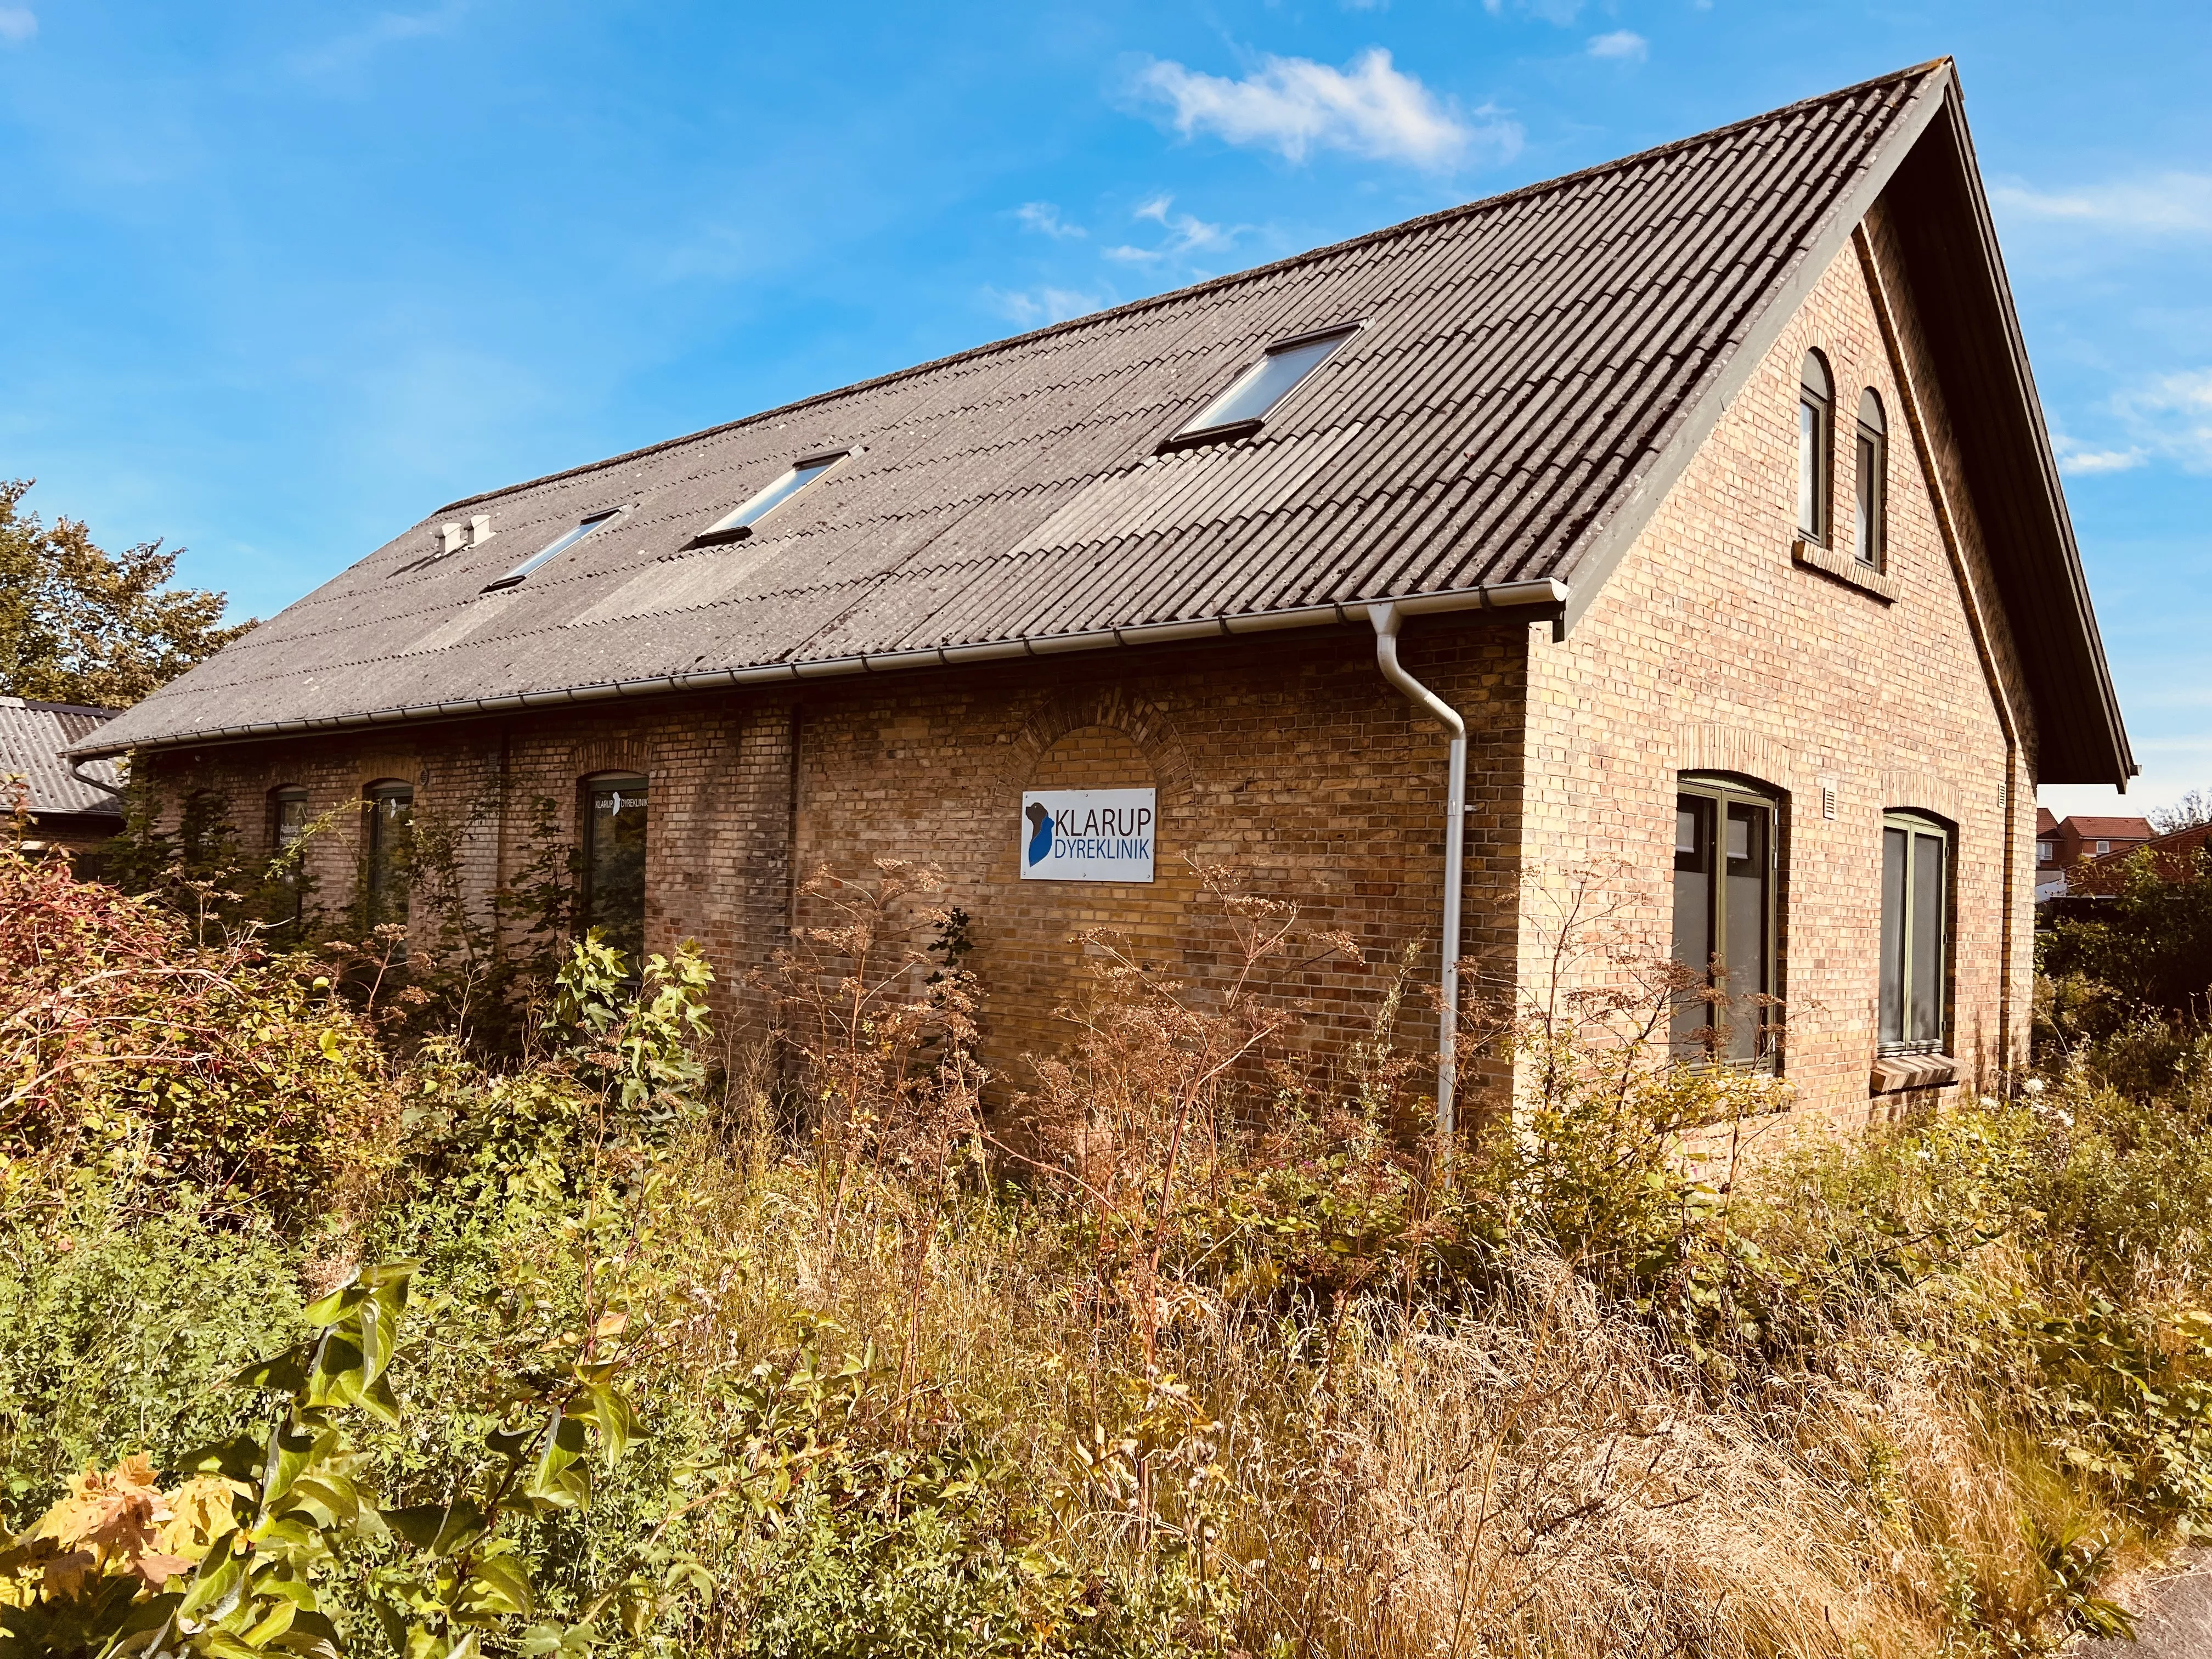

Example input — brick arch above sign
[572,740,652,780]
[1003,687,1195,803]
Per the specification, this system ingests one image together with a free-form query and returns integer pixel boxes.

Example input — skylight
[483,510,622,592]
[696,453,845,545]
[1170,326,1359,445]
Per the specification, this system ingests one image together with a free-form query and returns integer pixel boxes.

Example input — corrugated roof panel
[89,65,1951,751]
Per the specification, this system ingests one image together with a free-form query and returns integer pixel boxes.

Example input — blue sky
[1,1,2204,816]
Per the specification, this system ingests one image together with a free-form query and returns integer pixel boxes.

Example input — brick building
[76,61,2134,1126]
[1,697,123,862]
[2035,810,2155,899]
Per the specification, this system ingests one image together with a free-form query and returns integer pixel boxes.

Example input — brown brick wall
[1513,203,2038,1126]
[142,623,1533,1103]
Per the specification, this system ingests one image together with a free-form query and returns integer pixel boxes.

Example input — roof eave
[67,578,1570,760]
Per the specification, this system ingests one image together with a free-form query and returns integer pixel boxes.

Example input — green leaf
[299,1286,369,1329]
[232,1347,312,1396]
[460,1553,535,1620]
[382,1502,488,1559]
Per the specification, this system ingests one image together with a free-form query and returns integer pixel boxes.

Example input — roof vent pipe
[1368,600,1464,1141]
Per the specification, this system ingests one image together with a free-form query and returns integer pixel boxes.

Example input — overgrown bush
[15,835,2212,1655]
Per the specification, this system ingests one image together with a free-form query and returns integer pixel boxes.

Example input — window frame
[1797,351,1834,545]
[1160,323,1361,452]
[1854,388,1887,570]
[269,786,311,854]
[363,779,415,923]
[483,507,625,592]
[1671,772,1785,1070]
[579,770,650,968]
[692,451,851,548]
[1878,809,1953,1056]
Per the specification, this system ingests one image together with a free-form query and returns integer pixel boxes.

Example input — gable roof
[81,59,2131,785]
[2059,815,2152,840]
[0,698,123,817]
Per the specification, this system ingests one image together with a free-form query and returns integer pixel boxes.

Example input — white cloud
[290,3,463,76]
[984,286,1107,328]
[2055,368,2212,477]
[1014,202,1085,239]
[2114,369,2212,470]
[2054,440,2146,476]
[1105,195,1236,263]
[1483,0,1583,21]
[1991,173,2212,237]
[1131,48,1516,171]
[0,8,36,45]
[1587,30,1647,62]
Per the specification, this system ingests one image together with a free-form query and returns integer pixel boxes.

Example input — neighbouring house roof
[0,698,123,817]
[2036,808,2059,837]
[78,59,2134,786]
[2059,815,2152,840]
[2069,820,2212,895]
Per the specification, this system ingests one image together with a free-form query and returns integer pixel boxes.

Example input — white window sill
[1794,537,1898,602]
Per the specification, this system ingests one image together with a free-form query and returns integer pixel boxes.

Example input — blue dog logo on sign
[1019,788,1156,883]
[1024,800,1054,869]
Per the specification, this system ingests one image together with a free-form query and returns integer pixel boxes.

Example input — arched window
[582,772,648,967]
[269,786,310,853]
[1672,774,1782,1066]
[363,780,414,923]
[1797,351,1833,544]
[1880,811,1950,1054]
[180,790,231,871]
[1854,390,1887,569]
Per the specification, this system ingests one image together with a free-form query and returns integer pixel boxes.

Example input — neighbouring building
[2035,811,2155,900]
[1,696,123,864]
[2067,819,2212,898]
[75,60,2135,1127]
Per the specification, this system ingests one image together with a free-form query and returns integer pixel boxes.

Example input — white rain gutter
[68,579,1568,758]
[1367,602,1466,1139]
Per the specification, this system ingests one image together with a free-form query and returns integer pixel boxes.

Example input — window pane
[1181,332,1351,435]
[1798,399,1820,535]
[1855,431,1880,565]
[1722,803,1769,1062]
[1879,826,1907,1046]
[585,777,648,967]
[275,789,309,848]
[710,457,839,535]
[1671,795,1714,1057]
[1909,832,1946,1045]
[489,510,619,589]
[366,785,414,921]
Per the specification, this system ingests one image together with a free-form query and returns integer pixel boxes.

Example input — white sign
[1020,788,1156,883]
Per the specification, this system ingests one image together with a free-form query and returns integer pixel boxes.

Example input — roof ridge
[428,58,1950,518]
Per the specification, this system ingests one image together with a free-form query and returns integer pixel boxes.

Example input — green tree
[0,478,251,708]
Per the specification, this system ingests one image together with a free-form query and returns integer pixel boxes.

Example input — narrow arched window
[582,772,648,968]
[1797,352,1832,543]
[1672,774,1783,1067]
[363,780,414,923]
[1854,390,1887,569]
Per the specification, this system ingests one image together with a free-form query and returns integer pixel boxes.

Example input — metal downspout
[69,759,128,801]
[1369,601,1466,1138]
